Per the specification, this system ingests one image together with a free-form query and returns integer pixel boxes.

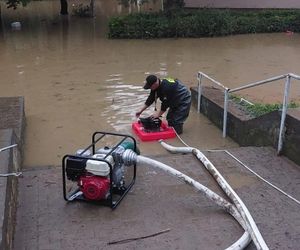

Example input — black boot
[173,124,183,135]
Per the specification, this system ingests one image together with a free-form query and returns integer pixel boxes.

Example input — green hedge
[108,9,300,38]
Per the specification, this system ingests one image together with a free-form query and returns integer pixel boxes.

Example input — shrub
[108,9,300,38]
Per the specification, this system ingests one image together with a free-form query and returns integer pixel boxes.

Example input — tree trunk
[90,0,95,17]
[0,4,3,38]
[60,0,68,15]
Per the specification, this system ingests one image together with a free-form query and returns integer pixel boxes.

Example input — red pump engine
[79,175,110,200]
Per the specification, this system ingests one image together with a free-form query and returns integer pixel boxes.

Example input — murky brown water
[1,1,300,167]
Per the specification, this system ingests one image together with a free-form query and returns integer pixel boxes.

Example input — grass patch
[230,95,300,117]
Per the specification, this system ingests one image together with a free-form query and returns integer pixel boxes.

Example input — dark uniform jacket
[145,78,191,112]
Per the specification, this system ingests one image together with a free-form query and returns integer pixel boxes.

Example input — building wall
[185,0,300,9]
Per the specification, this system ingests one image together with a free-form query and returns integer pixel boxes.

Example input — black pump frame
[62,131,137,209]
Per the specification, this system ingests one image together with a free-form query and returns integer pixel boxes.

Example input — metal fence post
[223,89,229,138]
[277,75,291,154]
[197,73,203,113]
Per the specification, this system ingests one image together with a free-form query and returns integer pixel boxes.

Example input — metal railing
[197,72,300,154]
[0,144,22,177]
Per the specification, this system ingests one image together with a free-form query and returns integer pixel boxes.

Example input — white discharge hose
[122,149,251,250]
[158,141,269,250]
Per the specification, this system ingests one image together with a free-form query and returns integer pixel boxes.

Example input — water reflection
[102,74,149,131]
[0,1,300,166]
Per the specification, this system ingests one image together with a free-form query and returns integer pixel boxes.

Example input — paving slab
[14,147,300,250]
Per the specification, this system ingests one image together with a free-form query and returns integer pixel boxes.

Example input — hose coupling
[122,149,137,166]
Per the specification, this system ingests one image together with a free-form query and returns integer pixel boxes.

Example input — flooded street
[1,1,300,167]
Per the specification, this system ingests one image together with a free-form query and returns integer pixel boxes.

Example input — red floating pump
[79,175,110,200]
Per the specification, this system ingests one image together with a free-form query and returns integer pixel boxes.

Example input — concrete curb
[0,97,25,250]
[0,130,22,250]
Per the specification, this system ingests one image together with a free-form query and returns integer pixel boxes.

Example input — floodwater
[1,1,300,167]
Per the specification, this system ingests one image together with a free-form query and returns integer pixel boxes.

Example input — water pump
[62,132,139,209]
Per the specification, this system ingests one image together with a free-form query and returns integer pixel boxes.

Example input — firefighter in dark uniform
[136,75,191,134]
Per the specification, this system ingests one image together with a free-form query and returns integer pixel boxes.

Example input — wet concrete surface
[14,147,300,250]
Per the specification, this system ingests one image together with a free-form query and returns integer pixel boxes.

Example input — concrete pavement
[14,147,300,250]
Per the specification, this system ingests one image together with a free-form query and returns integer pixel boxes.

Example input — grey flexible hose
[122,149,252,250]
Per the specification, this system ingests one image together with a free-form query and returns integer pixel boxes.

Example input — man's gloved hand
[135,111,142,117]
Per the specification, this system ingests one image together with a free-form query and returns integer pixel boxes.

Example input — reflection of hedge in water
[108,9,300,38]
[72,4,91,17]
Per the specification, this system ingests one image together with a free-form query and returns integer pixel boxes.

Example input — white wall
[185,0,300,9]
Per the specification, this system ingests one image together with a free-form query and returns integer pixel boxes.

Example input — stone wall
[282,110,300,164]
[0,97,25,250]
[191,86,300,165]
[0,130,21,250]
[0,97,25,144]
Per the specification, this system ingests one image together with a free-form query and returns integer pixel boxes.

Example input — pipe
[223,89,229,138]
[122,149,251,250]
[170,132,300,206]
[197,73,203,113]
[225,232,251,250]
[210,149,300,206]
[229,74,287,93]
[158,141,269,250]
[198,71,228,90]
[0,144,17,153]
[277,75,291,154]
[0,172,22,177]
[288,73,300,80]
